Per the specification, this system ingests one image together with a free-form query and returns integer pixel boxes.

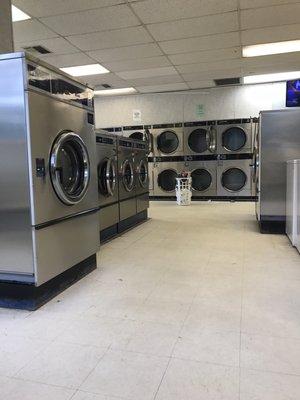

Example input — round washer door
[50,131,90,205]
[129,131,144,140]
[157,130,179,154]
[222,127,247,151]
[138,159,148,188]
[98,158,117,197]
[122,159,134,192]
[191,168,212,192]
[221,168,247,192]
[188,128,208,153]
[158,169,177,192]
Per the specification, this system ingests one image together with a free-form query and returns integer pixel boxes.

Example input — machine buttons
[36,158,46,178]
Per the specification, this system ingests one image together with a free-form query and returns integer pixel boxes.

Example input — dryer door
[191,168,212,192]
[188,128,208,153]
[121,159,134,192]
[158,169,177,192]
[222,126,247,152]
[129,131,144,140]
[221,168,247,192]
[98,157,117,197]
[50,131,90,205]
[138,158,148,188]
[157,130,179,154]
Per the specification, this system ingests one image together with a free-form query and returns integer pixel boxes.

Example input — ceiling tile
[241,3,300,30]
[102,56,171,72]
[241,23,300,45]
[176,59,242,74]
[242,52,300,69]
[240,0,297,9]
[126,75,184,86]
[40,5,139,36]
[80,73,129,88]
[169,47,241,65]
[14,37,79,55]
[38,52,96,68]
[147,12,239,41]
[159,32,240,54]
[187,80,216,89]
[13,0,126,17]
[67,27,152,51]
[87,43,162,62]
[131,0,237,24]
[117,66,178,79]
[13,20,58,42]
[136,82,189,93]
[181,68,242,81]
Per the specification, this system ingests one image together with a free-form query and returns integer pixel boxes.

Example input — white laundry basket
[175,176,192,206]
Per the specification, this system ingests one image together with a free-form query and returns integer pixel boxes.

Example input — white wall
[94,82,286,128]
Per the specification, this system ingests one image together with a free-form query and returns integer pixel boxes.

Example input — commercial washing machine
[96,130,119,242]
[122,125,145,140]
[134,140,149,213]
[216,119,253,155]
[151,123,184,157]
[154,162,186,197]
[0,52,99,309]
[217,159,252,197]
[185,160,217,197]
[183,121,217,155]
[117,137,136,228]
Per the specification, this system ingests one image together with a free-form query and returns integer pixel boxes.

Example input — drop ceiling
[12,0,300,93]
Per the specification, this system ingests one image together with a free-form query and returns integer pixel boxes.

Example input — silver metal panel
[119,198,136,221]
[216,121,252,155]
[185,160,217,197]
[286,160,298,245]
[100,203,119,231]
[27,90,98,226]
[33,212,99,286]
[0,56,34,275]
[259,110,300,221]
[136,192,149,213]
[217,159,252,197]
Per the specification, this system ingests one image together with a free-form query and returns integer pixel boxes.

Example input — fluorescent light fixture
[94,87,137,96]
[243,40,300,57]
[243,71,300,84]
[60,64,109,77]
[12,5,31,21]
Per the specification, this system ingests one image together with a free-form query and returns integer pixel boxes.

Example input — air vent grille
[214,77,241,86]
[102,84,112,88]
[24,45,51,55]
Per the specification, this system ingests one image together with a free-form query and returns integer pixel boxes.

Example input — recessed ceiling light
[243,71,300,84]
[60,64,109,77]
[94,87,137,96]
[12,5,31,21]
[243,40,300,57]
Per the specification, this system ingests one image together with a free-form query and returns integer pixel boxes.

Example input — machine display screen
[286,79,300,107]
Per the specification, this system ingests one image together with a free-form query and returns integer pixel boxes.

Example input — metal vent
[214,77,241,86]
[24,45,52,55]
[102,84,112,88]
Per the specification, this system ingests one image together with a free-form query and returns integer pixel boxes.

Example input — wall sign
[196,104,205,117]
[132,109,142,122]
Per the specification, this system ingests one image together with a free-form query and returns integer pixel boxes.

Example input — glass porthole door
[98,158,116,197]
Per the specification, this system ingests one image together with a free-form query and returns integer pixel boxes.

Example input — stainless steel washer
[216,119,253,155]
[95,130,119,241]
[217,159,252,197]
[151,123,184,157]
[186,160,217,197]
[184,121,217,155]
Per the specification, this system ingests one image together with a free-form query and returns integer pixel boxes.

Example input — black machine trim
[217,118,251,125]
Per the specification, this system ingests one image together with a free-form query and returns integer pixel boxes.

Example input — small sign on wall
[133,109,142,122]
[196,104,205,117]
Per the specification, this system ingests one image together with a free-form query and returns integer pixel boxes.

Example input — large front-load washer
[184,121,217,155]
[154,162,185,197]
[134,140,149,213]
[151,123,184,157]
[0,52,99,306]
[117,137,136,222]
[96,130,119,241]
[217,159,252,197]
[216,119,252,155]
[186,160,217,197]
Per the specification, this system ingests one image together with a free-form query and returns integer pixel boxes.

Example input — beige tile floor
[1,201,300,399]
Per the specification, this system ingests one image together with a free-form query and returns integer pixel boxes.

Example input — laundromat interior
[1,1,300,399]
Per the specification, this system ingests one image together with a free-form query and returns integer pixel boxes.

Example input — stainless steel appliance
[148,162,155,197]
[0,52,99,308]
[151,123,184,157]
[95,130,119,242]
[183,121,217,155]
[216,119,252,155]
[117,137,136,222]
[134,140,149,213]
[217,159,252,197]
[185,160,217,197]
[154,162,185,197]
[122,125,145,140]
[256,109,300,233]
[286,160,299,246]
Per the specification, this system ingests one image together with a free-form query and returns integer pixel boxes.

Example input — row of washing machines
[96,131,149,242]
[107,118,256,199]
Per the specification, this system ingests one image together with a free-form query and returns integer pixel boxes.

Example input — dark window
[222,127,247,151]
[188,128,208,153]
[129,131,144,140]
[221,168,247,192]
[158,169,177,192]
[157,131,179,154]
[191,169,212,191]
